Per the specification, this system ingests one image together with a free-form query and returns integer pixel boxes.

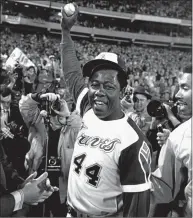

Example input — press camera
[147,99,178,119]
[39,155,61,177]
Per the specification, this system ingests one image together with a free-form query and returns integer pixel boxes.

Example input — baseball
[64,3,76,17]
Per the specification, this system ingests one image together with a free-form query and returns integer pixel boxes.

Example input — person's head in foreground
[175,64,192,120]
[83,52,127,121]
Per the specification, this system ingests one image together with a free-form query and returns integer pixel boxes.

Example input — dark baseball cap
[134,86,152,99]
[82,52,127,81]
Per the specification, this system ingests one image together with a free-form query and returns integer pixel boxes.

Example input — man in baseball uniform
[60,4,152,217]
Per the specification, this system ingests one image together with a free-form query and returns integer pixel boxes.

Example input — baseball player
[60,4,152,217]
[151,65,192,217]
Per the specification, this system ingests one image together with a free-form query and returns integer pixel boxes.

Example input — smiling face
[175,72,192,118]
[88,69,123,121]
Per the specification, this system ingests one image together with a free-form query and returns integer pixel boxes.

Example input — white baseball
[64,3,76,17]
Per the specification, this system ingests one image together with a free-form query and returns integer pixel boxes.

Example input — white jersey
[68,101,151,215]
[152,118,192,217]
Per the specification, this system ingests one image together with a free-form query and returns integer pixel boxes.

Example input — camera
[125,94,132,103]
[12,62,24,92]
[48,156,61,171]
[125,87,134,103]
[40,97,61,117]
[47,156,61,179]
[147,100,168,118]
[39,156,61,177]
[157,124,164,133]
[13,62,23,76]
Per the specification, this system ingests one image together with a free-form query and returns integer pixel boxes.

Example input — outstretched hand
[61,3,79,32]
[21,172,58,205]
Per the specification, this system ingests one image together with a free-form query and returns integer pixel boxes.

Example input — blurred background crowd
[1,27,191,102]
[0,0,192,216]
[55,0,192,19]
[2,0,192,37]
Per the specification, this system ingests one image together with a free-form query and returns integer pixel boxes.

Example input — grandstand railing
[1,14,191,49]
[11,0,191,27]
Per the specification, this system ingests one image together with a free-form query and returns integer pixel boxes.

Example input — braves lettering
[77,133,121,152]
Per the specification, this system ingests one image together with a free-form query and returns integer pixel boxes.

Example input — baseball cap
[134,86,152,99]
[82,52,127,81]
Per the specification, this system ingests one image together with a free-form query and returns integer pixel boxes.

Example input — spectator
[0,74,29,178]
[19,92,82,216]
[127,86,152,135]
[0,27,191,99]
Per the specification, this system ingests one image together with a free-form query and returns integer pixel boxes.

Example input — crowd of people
[1,27,191,102]
[54,0,192,19]
[76,14,191,37]
[2,0,192,38]
[0,2,192,218]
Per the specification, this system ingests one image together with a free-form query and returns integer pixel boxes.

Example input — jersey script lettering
[77,133,121,152]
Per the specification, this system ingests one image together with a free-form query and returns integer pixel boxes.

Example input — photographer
[19,92,82,216]
[55,77,76,112]
[121,86,152,135]
[0,72,30,178]
[146,98,181,167]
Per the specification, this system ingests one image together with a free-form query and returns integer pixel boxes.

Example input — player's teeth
[96,101,103,105]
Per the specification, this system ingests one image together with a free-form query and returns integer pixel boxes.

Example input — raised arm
[60,4,86,103]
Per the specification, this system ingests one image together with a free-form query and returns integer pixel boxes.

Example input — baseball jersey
[67,88,152,216]
[151,117,192,217]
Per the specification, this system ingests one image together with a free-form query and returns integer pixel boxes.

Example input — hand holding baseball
[64,3,76,16]
[61,3,79,32]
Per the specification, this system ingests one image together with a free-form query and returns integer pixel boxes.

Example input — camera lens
[147,100,166,118]
[49,158,56,166]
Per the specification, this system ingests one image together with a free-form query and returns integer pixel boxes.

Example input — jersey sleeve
[60,33,92,117]
[119,137,152,193]
[123,191,150,217]
[60,36,86,104]
[151,136,182,204]
[75,87,91,117]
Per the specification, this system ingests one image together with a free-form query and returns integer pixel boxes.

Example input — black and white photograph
[0,0,192,217]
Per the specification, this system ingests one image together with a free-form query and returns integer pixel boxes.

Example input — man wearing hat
[60,4,151,217]
[126,86,152,135]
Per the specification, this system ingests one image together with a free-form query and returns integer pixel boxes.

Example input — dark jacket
[0,142,24,217]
